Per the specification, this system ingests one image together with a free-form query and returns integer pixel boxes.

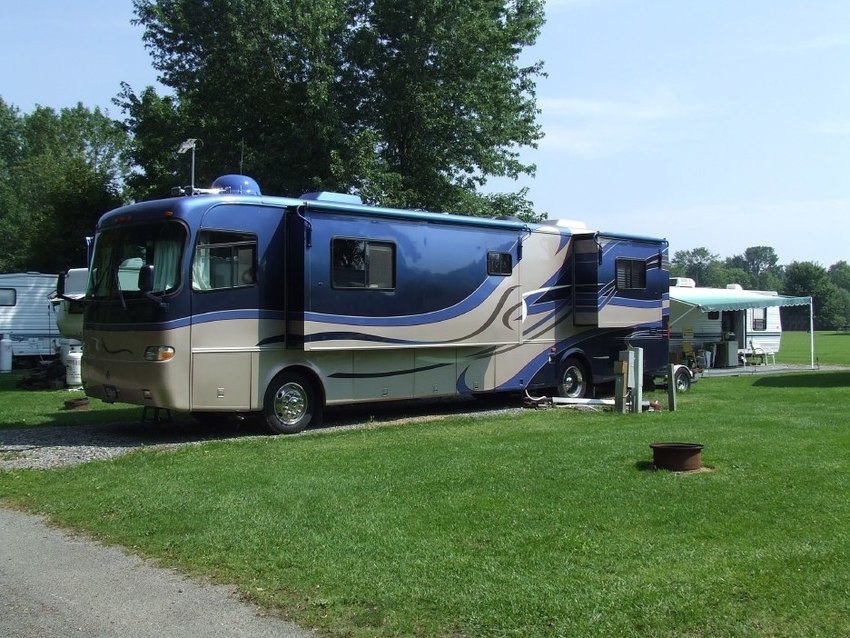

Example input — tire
[262,371,318,434]
[674,368,692,393]
[557,357,591,399]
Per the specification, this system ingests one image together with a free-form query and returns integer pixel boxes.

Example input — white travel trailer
[0,272,61,357]
[669,278,811,367]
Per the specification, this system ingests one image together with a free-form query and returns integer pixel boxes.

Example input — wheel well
[264,365,325,410]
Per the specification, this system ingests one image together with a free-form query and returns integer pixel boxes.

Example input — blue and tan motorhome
[76,175,669,433]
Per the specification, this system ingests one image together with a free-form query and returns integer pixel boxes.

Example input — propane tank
[66,346,83,388]
[0,333,12,373]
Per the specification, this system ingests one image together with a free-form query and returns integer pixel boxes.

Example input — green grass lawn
[779,330,850,366]
[2,364,850,637]
[0,369,143,430]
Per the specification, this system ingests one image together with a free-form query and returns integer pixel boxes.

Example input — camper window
[192,231,257,291]
[487,252,513,276]
[332,238,396,290]
[0,288,15,306]
[752,308,767,331]
[707,311,720,320]
[615,259,647,290]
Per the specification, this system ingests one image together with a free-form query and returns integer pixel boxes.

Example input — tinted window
[488,252,513,276]
[332,239,396,289]
[616,259,647,290]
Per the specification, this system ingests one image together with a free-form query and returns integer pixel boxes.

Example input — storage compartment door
[191,352,252,410]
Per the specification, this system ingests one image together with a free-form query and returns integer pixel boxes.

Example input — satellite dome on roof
[211,174,261,196]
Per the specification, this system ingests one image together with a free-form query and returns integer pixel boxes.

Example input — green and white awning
[670,287,811,312]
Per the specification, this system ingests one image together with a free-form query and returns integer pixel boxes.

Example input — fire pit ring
[649,442,704,472]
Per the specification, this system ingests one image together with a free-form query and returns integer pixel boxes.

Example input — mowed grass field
[776,329,848,366]
[1,331,848,637]
[0,369,138,430]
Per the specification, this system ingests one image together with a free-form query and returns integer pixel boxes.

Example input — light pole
[177,138,199,193]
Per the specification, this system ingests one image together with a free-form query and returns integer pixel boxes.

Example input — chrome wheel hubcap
[274,382,307,424]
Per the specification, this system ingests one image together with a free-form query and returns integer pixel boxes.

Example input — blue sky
[1,0,848,267]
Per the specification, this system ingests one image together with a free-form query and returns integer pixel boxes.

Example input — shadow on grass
[753,371,850,389]
[634,460,657,472]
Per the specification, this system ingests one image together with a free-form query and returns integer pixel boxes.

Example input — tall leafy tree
[115,84,190,200]
[725,246,783,290]
[346,0,544,212]
[129,0,545,217]
[704,263,750,289]
[0,98,27,271]
[0,98,23,178]
[828,261,850,293]
[0,101,129,271]
[670,247,718,286]
[783,261,846,330]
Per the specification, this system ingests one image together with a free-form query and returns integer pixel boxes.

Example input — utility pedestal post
[667,364,678,411]
[614,353,629,414]
[630,347,643,413]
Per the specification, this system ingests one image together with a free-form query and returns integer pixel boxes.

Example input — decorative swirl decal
[100,339,133,355]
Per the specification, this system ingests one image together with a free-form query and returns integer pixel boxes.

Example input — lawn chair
[743,341,767,367]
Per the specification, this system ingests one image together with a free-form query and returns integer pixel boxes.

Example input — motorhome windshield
[88,221,186,300]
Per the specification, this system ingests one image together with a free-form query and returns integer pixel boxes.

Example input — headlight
[144,346,175,361]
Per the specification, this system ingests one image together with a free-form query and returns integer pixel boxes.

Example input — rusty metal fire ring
[649,442,704,472]
[64,398,91,411]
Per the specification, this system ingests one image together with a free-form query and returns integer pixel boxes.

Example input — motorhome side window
[752,308,767,331]
[487,252,513,276]
[332,238,396,289]
[0,289,15,306]
[192,231,257,291]
[616,259,647,290]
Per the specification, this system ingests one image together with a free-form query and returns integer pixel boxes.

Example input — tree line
[672,246,850,331]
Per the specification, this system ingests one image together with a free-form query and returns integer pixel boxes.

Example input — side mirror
[138,265,154,293]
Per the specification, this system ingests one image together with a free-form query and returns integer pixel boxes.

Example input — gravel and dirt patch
[0,395,525,471]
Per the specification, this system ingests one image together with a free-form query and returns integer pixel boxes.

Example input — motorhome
[77,175,669,433]
[0,272,60,357]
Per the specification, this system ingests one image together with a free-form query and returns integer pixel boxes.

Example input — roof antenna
[177,138,201,193]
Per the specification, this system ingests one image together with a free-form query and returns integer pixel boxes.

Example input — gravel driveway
[0,395,524,471]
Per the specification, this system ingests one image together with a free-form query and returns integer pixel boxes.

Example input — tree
[114,84,190,201]
[828,261,850,293]
[128,0,545,216]
[726,246,783,290]
[783,261,847,330]
[0,98,23,178]
[704,263,750,289]
[670,247,718,285]
[0,101,129,271]
[347,0,545,212]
